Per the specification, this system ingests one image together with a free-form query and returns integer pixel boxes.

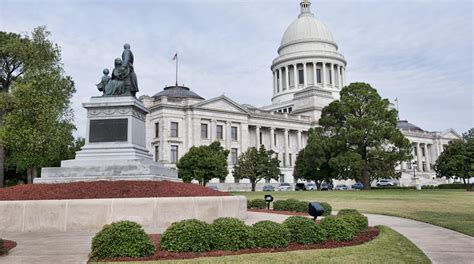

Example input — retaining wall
[0,196,247,233]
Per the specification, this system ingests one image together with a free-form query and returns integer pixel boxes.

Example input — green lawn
[92,226,429,264]
[234,189,474,237]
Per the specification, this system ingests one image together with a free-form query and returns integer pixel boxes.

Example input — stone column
[293,64,298,88]
[303,62,307,88]
[297,130,302,150]
[211,119,216,141]
[416,143,422,172]
[256,126,260,146]
[270,127,275,150]
[341,66,345,87]
[272,71,276,94]
[284,129,289,167]
[285,65,290,91]
[330,63,335,87]
[313,62,317,85]
[322,62,326,87]
[278,68,282,92]
[226,121,231,149]
[424,144,431,171]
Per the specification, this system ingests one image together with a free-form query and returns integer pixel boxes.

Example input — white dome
[280,13,335,48]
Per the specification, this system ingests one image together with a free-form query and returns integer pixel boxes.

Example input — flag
[172,52,177,60]
[394,97,398,102]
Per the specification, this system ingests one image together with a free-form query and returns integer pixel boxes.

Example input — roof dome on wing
[397,120,425,132]
[280,1,335,48]
[153,85,204,100]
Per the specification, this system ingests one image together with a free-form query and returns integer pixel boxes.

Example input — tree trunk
[26,168,33,184]
[251,181,256,192]
[362,160,370,190]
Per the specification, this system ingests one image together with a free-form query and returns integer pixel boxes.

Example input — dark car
[320,182,333,191]
[295,183,306,191]
[262,185,275,191]
[351,182,364,190]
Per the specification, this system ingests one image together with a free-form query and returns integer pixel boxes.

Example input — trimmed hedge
[372,186,416,190]
[0,238,5,256]
[283,216,327,244]
[320,202,332,216]
[337,209,360,216]
[209,217,254,250]
[421,185,438,189]
[438,183,471,189]
[320,216,356,242]
[247,199,267,209]
[339,214,368,233]
[160,219,211,253]
[90,221,155,259]
[273,199,307,212]
[251,221,291,248]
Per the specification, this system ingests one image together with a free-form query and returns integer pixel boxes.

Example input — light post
[412,160,417,178]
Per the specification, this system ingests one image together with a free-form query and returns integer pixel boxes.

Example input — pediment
[193,96,249,114]
[440,129,462,139]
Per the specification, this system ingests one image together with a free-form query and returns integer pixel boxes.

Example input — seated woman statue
[104,58,126,95]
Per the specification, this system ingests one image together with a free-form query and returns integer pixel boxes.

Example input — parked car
[376,179,396,187]
[320,182,333,191]
[207,185,219,191]
[335,184,348,190]
[351,182,364,190]
[278,182,292,191]
[306,183,316,191]
[295,183,306,191]
[262,185,275,191]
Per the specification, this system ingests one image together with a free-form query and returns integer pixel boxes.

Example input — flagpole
[175,53,178,86]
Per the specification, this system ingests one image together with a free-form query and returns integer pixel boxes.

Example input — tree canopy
[434,128,473,191]
[314,82,412,189]
[177,141,229,186]
[0,27,76,184]
[233,145,281,191]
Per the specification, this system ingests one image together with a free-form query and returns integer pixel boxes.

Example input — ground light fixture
[308,202,325,221]
[264,195,274,210]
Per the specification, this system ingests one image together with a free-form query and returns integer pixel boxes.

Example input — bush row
[437,183,472,189]
[0,238,5,256]
[247,199,267,209]
[273,199,332,216]
[372,186,416,190]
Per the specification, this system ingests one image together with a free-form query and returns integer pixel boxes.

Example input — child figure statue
[96,68,110,95]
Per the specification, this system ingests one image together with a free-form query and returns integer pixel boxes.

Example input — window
[407,161,412,170]
[231,148,238,165]
[170,145,178,164]
[277,72,280,92]
[289,153,292,167]
[234,177,240,183]
[154,145,159,162]
[421,147,425,157]
[265,178,270,183]
[155,122,159,138]
[288,107,292,113]
[413,145,418,156]
[288,134,291,147]
[171,122,178,137]
[201,123,208,139]
[298,69,304,85]
[274,133,277,146]
[279,175,285,183]
[283,108,287,113]
[328,69,332,84]
[259,132,262,145]
[316,68,321,83]
[231,126,238,141]
[283,152,286,167]
[216,125,223,139]
[422,161,426,172]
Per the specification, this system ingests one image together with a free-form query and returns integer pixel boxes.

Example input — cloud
[1,0,472,136]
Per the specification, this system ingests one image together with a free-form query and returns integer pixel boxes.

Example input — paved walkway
[1,212,473,264]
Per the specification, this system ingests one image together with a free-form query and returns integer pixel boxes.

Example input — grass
[92,226,430,264]
[235,189,474,237]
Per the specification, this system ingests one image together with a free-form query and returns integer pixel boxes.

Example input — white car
[278,182,292,191]
[306,183,316,191]
[376,179,396,187]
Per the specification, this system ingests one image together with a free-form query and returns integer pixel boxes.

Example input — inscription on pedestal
[89,119,128,143]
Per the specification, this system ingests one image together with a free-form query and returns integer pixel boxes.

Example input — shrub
[90,220,155,259]
[273,199,307,212]
[438,183,470,189]
[320,202,332,216]
[372,186,416,190]
[337,209,361,216]
[320,216,356,242]
[0,238,5,256]
[283,216,327,244]
[160,219,211,253]
[209,218,254,250]
[421,185,438,189]
[251,221,290,248]
[247,199,267,209]
[339,214,368,233]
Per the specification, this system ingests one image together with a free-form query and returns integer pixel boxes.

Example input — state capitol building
[140,0,461,189]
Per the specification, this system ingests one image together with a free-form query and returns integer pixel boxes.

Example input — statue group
[96,44,139,97]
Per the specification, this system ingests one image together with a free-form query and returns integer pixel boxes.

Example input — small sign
[89,119,128,143]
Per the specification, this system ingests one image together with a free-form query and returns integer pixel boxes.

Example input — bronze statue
[96,44,139,97]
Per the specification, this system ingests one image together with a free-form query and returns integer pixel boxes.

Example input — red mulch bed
[0,240,17,256]
[0,181,228,201]
[97,228,379,262]
[248,208,309,216]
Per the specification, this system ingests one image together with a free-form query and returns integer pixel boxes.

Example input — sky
[0,0,472,137]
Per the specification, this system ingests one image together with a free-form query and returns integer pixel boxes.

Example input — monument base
[35,96,179,184]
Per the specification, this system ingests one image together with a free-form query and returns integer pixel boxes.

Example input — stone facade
[140,0,460,186]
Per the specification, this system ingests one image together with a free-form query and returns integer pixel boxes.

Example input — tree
[0,27,76,184]
[0,26,62,187]
[233,145,281,192]
[318,83,412,189]
[177,141,229,186]
[434,128,473,191]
